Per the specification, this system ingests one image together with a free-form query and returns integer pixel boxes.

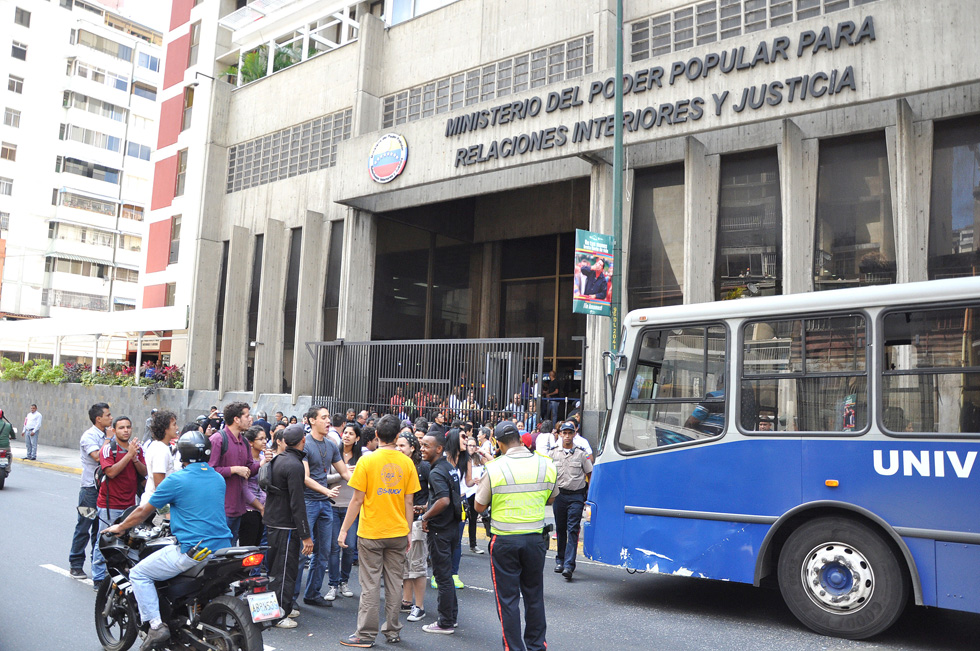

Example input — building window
[14,7,30,27]
[114,267,139,283]
[61,0,73,9]
[63,157,121,184]
[137,52,159,72]
[928,115,980,279]
[3,107,20,127]
[11,41,27,61]
[188,22,201,67]
[0,177,12,196]
[7,75,23,93]
[813,133,895,290]
[77,30,133,62]
[165,283,176,307]
[0,211,8,230]
[69,92,126,121]
[118,233,141,251]
[715,149,782,300]
[126,141,151,160]
[0,142,15,162]
[169,215,181,264]
[121,204,143,221]
[66,125,121,152]
[628,164,685,309]
[41,288,108,311]
[132,82,156,101]
[175,149,188,196]
[74,62,128,91]
[181,86,194,131]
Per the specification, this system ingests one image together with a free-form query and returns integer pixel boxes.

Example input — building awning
[0,305,187,340]
[113,297,136,306]
[46,252,112,266]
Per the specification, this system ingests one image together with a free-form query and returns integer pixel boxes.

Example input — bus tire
[777,516,908,640]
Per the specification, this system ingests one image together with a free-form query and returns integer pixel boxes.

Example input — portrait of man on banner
[573,229,613,317]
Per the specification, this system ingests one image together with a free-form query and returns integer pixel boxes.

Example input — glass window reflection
[928,116,980,280]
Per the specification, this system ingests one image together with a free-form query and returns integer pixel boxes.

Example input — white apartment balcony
[65,71,132,109]
[48,236,115,262]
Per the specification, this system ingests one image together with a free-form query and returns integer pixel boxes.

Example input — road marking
[465,584,493,593]
[41,563,93,586]
[264,646,275,651]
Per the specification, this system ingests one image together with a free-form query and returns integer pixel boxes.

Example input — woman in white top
[464,437,490,554]
[140,410,177,506]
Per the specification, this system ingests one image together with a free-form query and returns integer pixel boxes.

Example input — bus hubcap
[801,542,874,614]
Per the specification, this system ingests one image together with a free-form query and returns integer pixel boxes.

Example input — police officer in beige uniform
[548,421,592,581]
[474,421,556,651]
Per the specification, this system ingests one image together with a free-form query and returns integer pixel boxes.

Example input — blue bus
[583,277,980,639]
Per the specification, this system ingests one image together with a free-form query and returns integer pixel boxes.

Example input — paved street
[1,461,977,651]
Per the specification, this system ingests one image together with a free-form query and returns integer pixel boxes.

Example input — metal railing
[308,337,544,425]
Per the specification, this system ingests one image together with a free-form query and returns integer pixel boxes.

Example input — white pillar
[92,334,100,371]
[135,332,144,376]
[52,336,62,365]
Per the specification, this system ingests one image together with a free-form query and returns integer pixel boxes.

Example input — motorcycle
[0,446,10,489]
[92,507,278,651]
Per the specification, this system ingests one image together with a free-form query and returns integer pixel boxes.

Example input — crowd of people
[64,396,593,650]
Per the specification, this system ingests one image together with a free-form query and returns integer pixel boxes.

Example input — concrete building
[160,0,979,433]
[0,0,162,361]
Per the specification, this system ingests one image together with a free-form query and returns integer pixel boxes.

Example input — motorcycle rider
[105,431,233,650]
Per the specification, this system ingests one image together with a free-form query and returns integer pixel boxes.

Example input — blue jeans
[130,545,201,624]
[452,519,464,575]
[92,507,126,583]
[226,515,242,545]
[25,431,38,459]
[329,506,356,586]
[295,498,334,600]
[69,486,99,571]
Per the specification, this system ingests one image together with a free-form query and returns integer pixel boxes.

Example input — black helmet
[177,431,211,464]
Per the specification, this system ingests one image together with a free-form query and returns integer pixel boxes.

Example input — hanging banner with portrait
[572,228,613,317]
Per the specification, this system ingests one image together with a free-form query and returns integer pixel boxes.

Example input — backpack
[93,439,118,488]
[257,455,282,494]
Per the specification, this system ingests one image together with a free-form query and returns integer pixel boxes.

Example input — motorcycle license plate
[246,592,280,623]
[0,458,8,467]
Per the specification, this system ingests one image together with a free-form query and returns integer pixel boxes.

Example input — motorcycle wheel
[200,595,263,651]
[0,471,6,490]
[94,579,139,651]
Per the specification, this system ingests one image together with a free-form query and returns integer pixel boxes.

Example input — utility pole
[610,0,624,363]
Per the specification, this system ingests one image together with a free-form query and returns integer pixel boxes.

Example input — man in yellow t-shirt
[338,414,421,648]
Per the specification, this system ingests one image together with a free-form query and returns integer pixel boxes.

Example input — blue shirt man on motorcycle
[106,431,232,649]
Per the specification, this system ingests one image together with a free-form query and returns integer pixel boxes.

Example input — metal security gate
[308,338,544,423]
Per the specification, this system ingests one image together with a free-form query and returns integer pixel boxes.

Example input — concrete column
[218,226,252,397]
[888,100,933,284]
[683,137,720,304]
[253,219,288,398]
[352,14,384,137]
[778,119,819,295]
[583,161,613,440]
[478,241,501,338]
[337,209,376,340]
[290,210,327,401]
[593,0,617,72]
[185,238,224,390]
[52,337,61,366]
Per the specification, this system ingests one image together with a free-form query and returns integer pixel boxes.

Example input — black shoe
[69,568,87,580]
[141,624,170,650]
[303,595,333,607]
[562,568,573,581]
[554,564,563,573]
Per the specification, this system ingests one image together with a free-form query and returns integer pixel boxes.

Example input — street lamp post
[610,0,624,364]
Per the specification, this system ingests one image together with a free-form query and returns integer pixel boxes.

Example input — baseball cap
[283,424,306,446]
[494,421,520,439]
[559,421,576,432]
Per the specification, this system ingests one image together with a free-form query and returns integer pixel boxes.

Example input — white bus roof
[625,277,980,328]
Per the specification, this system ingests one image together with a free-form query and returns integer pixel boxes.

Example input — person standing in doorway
[337,415,420,648]
[474,421,556,651]
[548,423,592,581]
[208,402,260,544]
[68,402,112,579]
[23,404,41,461]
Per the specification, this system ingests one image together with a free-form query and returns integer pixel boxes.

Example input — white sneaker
[275,618,298,629]
[407,606,426,622]
[287,608,300,619]
[325,586,337,601]
[339,582,354,598]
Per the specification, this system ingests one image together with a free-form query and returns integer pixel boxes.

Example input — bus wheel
[777,517,908,640]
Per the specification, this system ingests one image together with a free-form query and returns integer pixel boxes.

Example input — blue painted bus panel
[801,440,980,534]
[582,456,626,565]
[936,542,980,613]
[903,537,937,607]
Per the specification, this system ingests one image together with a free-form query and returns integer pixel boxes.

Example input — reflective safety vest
[487,452,556,536]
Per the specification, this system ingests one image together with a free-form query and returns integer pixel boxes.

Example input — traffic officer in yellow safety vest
[474,421,557,651]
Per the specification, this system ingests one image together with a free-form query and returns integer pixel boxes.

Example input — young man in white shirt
[141,410,178,506]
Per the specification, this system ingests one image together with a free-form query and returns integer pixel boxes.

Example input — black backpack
[257,455,282,494]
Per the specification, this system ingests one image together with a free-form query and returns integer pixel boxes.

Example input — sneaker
[339,633,374,648]
[141,624,170,649]
[339,582,354,597]
[400,601,413,613]
[385,634,401,643]
[275,617,298,629]
[422,622,454,635]
[470,546,485,555]
[325,586,338,601]
[452,575,464,589]
[287,608,300,619]
[430,576,437,589]
[69,568,87,580]
[303,595,332,607]
[406,606,425,622]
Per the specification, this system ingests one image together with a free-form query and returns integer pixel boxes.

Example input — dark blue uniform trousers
[489,532,547,651]
[553,490,585,572]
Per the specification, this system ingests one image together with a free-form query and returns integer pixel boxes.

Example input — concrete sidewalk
[9,438,81,475]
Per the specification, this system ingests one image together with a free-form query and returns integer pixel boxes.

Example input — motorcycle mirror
[77,506,98,520]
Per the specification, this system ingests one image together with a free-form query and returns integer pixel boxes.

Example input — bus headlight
[583,502,593,524]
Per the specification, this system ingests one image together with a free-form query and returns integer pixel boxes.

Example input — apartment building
[0,0,161,332]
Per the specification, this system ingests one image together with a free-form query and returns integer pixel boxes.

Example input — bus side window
[618,325,727,453]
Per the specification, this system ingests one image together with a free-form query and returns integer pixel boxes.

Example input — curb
[13,457,81,475]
